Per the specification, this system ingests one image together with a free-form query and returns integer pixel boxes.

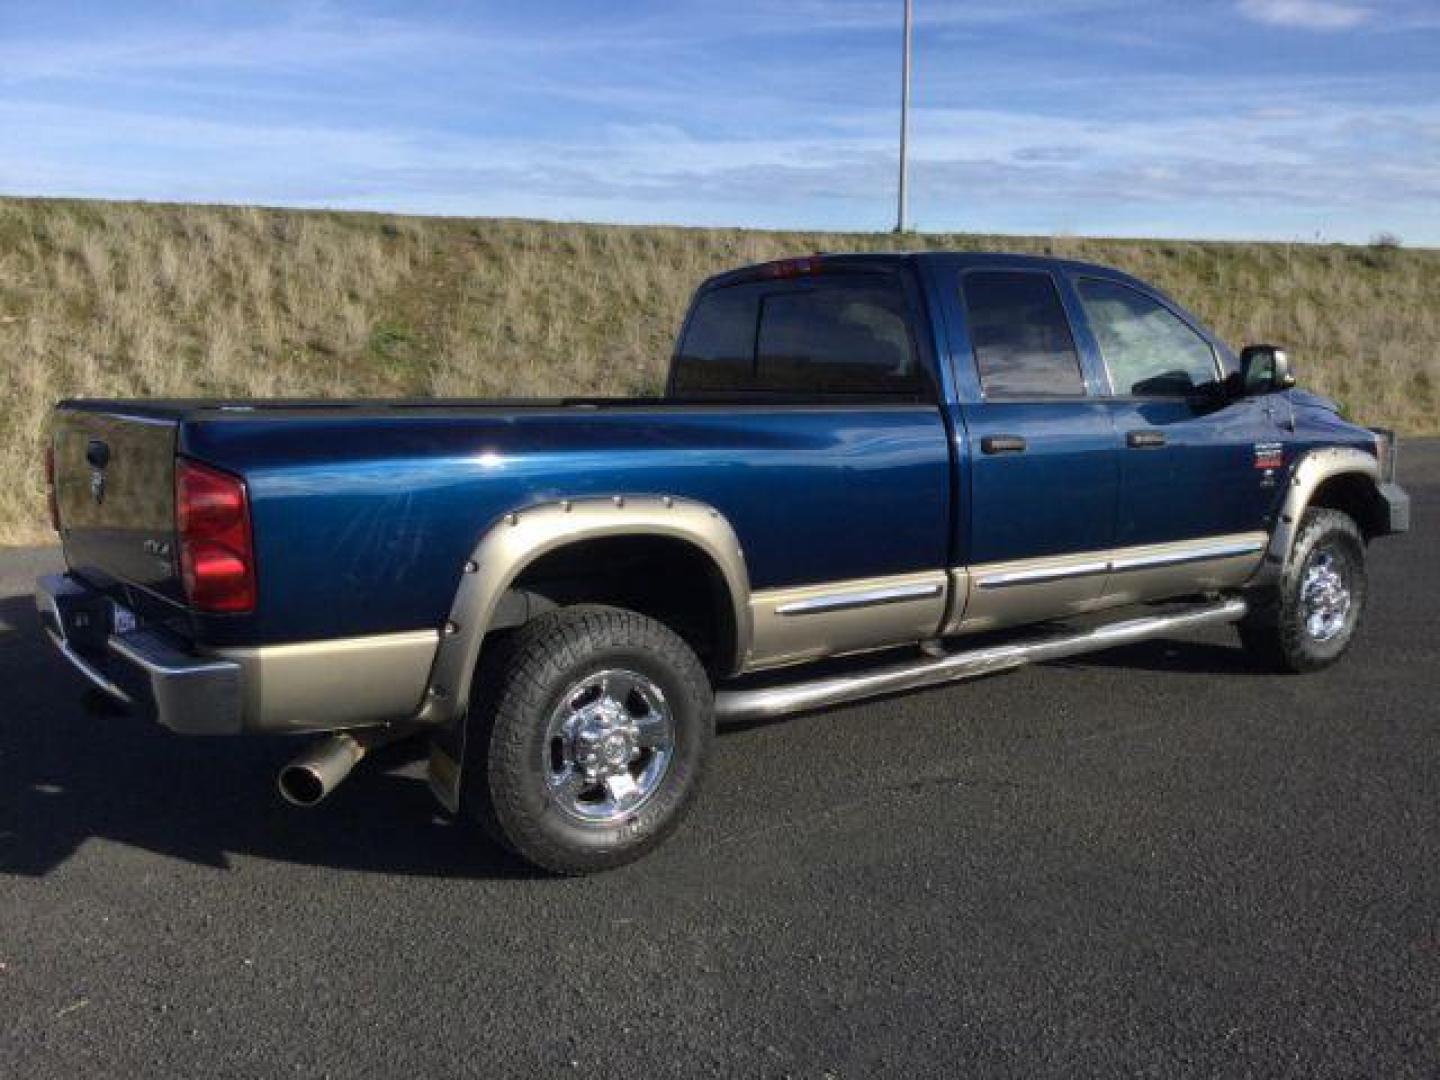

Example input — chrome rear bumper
[36,573,244,734]
[36,572,440,736]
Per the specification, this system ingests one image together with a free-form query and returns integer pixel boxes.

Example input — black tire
[1239,508,1367,673]
[462,605,713,875]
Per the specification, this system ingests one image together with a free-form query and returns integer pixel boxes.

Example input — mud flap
[1378,481,1410,535]
[427,713,466,813]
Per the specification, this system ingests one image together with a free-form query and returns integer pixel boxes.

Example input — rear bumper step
[37,573,244,735]
[715,597,1248,723]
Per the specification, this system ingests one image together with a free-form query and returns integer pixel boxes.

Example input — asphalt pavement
[2,443,1436,1077]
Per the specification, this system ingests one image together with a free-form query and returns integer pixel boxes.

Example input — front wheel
[1239,507,1367,672]
[463,605,713,875]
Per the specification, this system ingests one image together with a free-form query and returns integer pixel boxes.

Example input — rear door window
[960,271,1087,397]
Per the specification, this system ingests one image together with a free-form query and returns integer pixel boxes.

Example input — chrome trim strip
[976,560,1109,589]
[974,533,1269,590]
[716,598,1248,723]
[775,581,943,616]
[1108,537,1265,572]
[746,570,950,672]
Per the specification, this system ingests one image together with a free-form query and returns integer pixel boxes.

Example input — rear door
[670,265,955,667]
[945,267,1120,632]
[1068,274,1282,602]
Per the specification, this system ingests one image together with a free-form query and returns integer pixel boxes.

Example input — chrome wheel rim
[542,669,675,824]
[1300,547,1352,643]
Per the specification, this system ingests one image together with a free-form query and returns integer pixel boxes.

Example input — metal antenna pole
[896,0,912,234]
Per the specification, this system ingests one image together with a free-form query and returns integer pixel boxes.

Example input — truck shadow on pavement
[0,595,542,880]
[0,593,1261,879]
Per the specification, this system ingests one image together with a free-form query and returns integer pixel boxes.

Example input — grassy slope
[1,196,1436,544]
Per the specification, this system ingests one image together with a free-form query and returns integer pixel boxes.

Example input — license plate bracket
[110,604,139,637]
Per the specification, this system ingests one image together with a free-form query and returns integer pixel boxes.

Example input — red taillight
[44,443,60,532]
[176,459,255,613]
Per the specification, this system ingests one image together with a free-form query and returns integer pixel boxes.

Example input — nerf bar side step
[715,597,1248,723]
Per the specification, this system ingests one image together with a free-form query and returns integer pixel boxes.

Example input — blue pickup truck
[37,251,1409,873]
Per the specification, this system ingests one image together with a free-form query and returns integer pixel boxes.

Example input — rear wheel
[1239,507,1367,672]
[463,605,713,874]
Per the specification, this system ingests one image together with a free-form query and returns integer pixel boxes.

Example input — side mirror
[1239,344,1296,395]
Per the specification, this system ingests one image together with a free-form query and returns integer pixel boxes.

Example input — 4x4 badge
[1253,442,1284,487]
[1253,442,1284,469]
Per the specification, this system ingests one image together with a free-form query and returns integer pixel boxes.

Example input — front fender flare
[1250,446,1379,591]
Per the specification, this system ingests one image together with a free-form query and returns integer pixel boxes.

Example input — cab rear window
[669,286,759,392]
[672,274,925,397]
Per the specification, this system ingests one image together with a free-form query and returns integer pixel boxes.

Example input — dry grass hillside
[1,196,1436,544]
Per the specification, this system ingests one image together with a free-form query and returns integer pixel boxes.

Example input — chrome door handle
[981,434,1027,454]
[1126,430,1166,448]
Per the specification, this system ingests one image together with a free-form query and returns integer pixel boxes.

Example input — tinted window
[1077,278,1217,396]
[670,285,760,393]
[961,272,1085,397]
[672,275,923,396]
[755,278,920,394]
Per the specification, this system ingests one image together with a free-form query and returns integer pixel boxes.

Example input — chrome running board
[715,597,1248,723]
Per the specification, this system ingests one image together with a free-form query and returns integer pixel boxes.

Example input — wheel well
[496,535,738,676]
[1309,472,1386,540]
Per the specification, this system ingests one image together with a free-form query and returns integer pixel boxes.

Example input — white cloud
[1237,0,1372,31]
[0,3,1434,242]
[2,89,1436,243]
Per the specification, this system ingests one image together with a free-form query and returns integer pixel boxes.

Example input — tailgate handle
[85,439,111,468]
[1126,430,1166,449]
[981,434,1027,455]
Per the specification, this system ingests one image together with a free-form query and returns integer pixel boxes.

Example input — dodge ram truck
[37,252,1410,874]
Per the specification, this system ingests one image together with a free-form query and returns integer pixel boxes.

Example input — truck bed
[51,397,953,649]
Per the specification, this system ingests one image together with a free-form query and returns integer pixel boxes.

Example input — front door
[1069,274,1284,602]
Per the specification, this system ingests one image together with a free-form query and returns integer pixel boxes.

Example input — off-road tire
[462,605,713,875]
[1239,508,1367,673]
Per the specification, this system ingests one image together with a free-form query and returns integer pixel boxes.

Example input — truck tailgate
[53,406,183,603]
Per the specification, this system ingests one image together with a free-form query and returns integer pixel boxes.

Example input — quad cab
[37,252,1409,873]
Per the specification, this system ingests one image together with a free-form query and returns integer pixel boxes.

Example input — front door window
[1076,278,1219,397]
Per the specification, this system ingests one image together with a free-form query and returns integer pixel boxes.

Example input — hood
[1286,388,1342,414]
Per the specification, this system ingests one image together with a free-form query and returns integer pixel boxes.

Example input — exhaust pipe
[277,725,419,807]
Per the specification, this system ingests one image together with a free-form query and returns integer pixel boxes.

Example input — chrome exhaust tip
[277,733,367,807]
[277,723,425,807]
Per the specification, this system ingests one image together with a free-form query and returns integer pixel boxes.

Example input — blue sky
[1,1,1436,243]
